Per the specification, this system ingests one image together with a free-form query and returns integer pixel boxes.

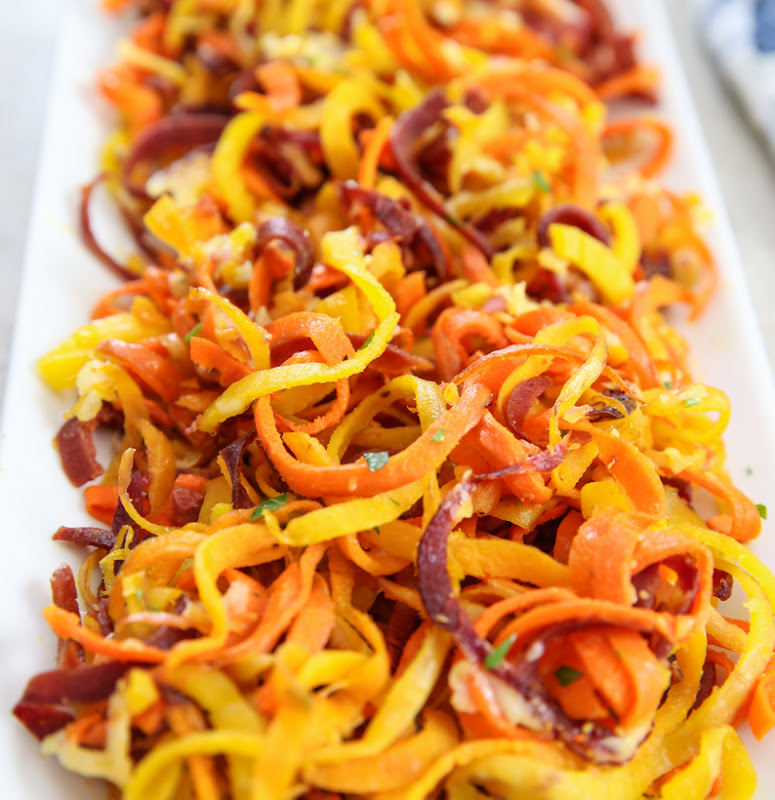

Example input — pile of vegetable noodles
[14,0,775,797]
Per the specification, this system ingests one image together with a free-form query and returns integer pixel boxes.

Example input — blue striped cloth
[697,0,775,155]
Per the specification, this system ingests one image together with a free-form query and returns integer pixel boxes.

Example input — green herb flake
[533,170,551,193]
[432,427,445,442]
[364,451,389,472]
[663,380,673,390]
[359,332,375,351]
[443,212,463,229]
[184,321,203,344]
[683,397,701,408]
[389,497,401,507]
[251,493,289,521]
[746,466,754,477]
[555,665,584,687]
[374,526,381,534]
[484,634,517,670]
[757,503,768,520]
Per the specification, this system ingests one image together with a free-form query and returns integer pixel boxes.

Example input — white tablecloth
[1,1,774,406]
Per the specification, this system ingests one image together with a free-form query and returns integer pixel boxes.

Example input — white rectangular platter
[1,0,774,796]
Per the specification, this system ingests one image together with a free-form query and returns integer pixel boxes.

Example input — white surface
[665,1,775,371]
[0,0,62,398]
[0,4,125,796]
[0,0,774,797]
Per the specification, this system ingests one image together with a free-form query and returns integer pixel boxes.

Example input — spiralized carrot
[14,1,775,799]
[604,116,674,178]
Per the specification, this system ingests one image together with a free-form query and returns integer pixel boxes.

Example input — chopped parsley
[389,497,401,507]
[533,170,551,193]
[484,634,516,669]
[251,493,289,520]
[555,665,584,687]
[359,332,375,351]
[663,380,673,390]
[757,503,768,520]
[432,427,445,442]
[364,451,389,472]
[184,321,203,343]
[443,212,463,229]
[683,397,701,408]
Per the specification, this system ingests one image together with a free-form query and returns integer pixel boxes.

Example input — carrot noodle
[14,1,775,799]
